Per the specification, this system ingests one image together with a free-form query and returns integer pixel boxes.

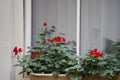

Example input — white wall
[0,0,24,80]
[0,0,15,80]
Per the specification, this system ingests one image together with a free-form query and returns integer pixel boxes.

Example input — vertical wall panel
[0,0,15,80]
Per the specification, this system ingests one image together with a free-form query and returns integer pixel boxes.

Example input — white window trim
[14,0,24,80]
[77,0,80,55]
[24,0,32,54]
[24,0,80,55]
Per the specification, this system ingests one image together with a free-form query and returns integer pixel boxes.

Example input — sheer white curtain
[81,0,120,54]
[32,0,77,46]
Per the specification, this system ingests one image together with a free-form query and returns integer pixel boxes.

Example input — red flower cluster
[89,48,103,58]
[13,46,22,55]
[31,52,42,58]
[54,36,66,43]
[43,36,66,44]
[43,22,47,27]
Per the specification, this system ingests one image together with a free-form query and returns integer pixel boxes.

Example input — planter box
[30,73,120,80]
[82,76,111,80]
[82,74,120,80]
[30,73,69,80]
[115,74,120,80]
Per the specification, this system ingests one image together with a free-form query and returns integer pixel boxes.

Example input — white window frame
[14,0,25,80]
[24,0,80,55]
[24,0,32,54]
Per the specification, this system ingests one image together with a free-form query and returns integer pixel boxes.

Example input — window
[22,0,120,55]
[24,0,80,55]
[80,0,120,53]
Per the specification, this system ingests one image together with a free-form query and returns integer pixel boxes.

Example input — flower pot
[82,76,111,80]
[115,74,120,80]
[81,74,120,80]
[30,73,69,80]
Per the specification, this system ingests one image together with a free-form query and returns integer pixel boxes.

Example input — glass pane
[81,0,120,53]
[32,0,77,46]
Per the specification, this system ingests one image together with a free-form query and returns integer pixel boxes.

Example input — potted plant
[13,22,78,80]
[65,48,119,80]
[113,41,120,80]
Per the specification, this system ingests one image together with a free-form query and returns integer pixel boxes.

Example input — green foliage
[15,24,77,75]
[114,41,120,60]
[65,49,119,80]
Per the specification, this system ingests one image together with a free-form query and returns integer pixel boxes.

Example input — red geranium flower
[48,38,51,42]
[90,48,103,58]
[36,52,42,57]
[31,53,36,58]
[43,22,47,27]
[93,48,97,53]
[54,36,61,42]
[61,37,66,42]
[43,40,46,44]
[50,40,54,43]
[13,47,23,55]
[13,47,18,55]
[18,48,23,53]
[90,50,95,56]
[96,52,103,58]
[48,38,54,43]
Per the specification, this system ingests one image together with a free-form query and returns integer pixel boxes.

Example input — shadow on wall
[103,38,118,54]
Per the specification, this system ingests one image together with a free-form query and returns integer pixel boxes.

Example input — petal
[93,48,98,53]
[43,40,46,44]
[31,53,36,58]
[61,38,66,42]
[43,22,47,27]
[18,48,23,53]
[13,47,17,52]
[36,52,42,56]
[13,47,18,55]
[90,50,95,56]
